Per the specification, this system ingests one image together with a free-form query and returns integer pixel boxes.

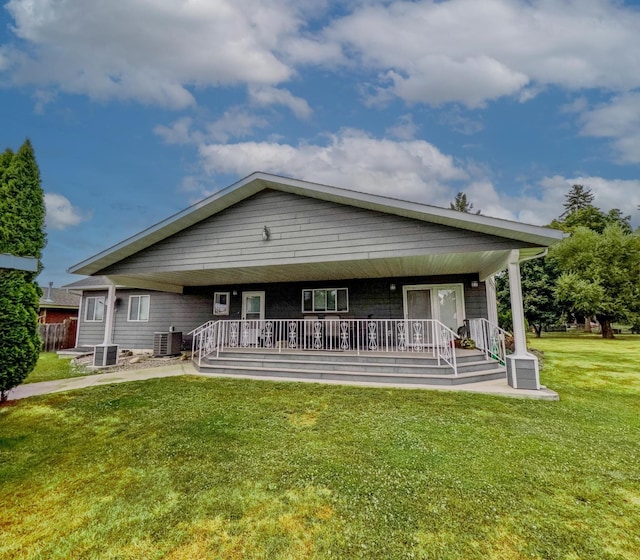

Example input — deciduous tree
[495,256,563,337]
[552,225,640,339]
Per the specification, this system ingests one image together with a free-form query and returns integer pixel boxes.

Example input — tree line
[451,185,640,339]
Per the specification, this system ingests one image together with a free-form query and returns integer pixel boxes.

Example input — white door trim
[241,291,266,320]
[402,283,465,330]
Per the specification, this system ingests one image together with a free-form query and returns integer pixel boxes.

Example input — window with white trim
[302,288,348,313]
[213,292,230,315]
[85,296,105,322]
[128,295,150,322]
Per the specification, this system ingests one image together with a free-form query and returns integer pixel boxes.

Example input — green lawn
[23,352,90,384]
[1,335,639,559]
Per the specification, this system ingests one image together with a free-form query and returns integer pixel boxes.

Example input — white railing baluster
[190,318,462,374]
[467,318,510,366]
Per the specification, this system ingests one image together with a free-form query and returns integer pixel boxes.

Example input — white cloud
[386,114,419,140]
[3,0,301,108]
[385,57,528,108]
[192,131,640,228]
[325,0,640,107]
[206,108,270,143]
[578,93,640,164]
[45,193,89,230]
[32,89,56,114]
[537,175,640,224]
[248,86,312,120]
[0,46,11,71]
[438,108,484,136]
[3,1,639,111]
[198,128,468,204]
[154,117,197,145]
[560,96,589,114]
[154,109,269,145]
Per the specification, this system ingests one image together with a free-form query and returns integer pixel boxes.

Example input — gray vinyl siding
[77,290,108,346]
[77,289,214,349]
[100,190,535,276]
[462,281,488,319]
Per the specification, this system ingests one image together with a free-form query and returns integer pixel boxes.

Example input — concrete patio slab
[8,361,558,401]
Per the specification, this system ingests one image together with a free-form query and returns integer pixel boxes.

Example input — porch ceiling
[105,249,515,293]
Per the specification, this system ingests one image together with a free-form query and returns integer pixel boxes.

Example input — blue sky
[1,0,639,287]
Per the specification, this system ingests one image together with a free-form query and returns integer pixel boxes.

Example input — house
[38,283,80,324]
[68,172,564,390]
[37,283,80,351]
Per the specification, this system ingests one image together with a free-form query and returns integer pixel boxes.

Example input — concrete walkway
[8,363,196,400]
[8,362,559,401]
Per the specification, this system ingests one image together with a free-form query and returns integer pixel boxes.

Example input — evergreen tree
[560,184,594,217]
[449,192,480,214]
[0,140,47,402]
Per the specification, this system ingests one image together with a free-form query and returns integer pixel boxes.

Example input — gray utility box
[153,332,182,357]
[94,345,118,367]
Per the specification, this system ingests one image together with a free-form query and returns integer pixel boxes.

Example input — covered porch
[190,317,509,381]
[68,173,565,391]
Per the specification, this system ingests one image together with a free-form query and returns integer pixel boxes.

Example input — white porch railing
[190,318,459,374]
[468,318,509,366]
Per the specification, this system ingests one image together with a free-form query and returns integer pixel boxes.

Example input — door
[403,284,464,334]
[241,291,265,345]
[406,289,433,321]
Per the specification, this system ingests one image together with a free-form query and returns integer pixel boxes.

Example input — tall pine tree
[0,139,47,402]
[450,192,481,214]
[560,184,594,217]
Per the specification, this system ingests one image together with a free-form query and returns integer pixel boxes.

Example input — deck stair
[196,348,506,387]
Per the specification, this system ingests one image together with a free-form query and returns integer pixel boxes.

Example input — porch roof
[68,173,564,292]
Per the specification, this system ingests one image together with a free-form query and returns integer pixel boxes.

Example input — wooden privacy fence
[39,319,77,351]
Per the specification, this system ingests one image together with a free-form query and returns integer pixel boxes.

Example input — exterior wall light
[390,283,397,292]
[262,225,270,240]
[471,280,479,288]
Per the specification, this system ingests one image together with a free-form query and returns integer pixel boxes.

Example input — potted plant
[459,337,476,350]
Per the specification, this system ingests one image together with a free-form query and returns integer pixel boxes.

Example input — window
[302,288,348,313]
[213,292,230,315]
[128,295,150,322]
[85,296,105,322]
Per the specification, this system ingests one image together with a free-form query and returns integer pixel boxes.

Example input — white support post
[94,280,118,367]
[102,281,117,346]
[485,275,499,327]
[505,250,541,390]
[507,252,527,356]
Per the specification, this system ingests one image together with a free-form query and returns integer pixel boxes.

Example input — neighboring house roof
[39,286,81,309]
[69,172,565,279]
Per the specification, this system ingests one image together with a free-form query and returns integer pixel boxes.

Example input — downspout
[519,248,548,264]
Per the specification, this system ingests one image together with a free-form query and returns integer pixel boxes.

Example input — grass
[1,335,639,559]
[23,352,90,384]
